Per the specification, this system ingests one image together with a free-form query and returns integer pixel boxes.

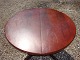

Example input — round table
[5,8,76,60]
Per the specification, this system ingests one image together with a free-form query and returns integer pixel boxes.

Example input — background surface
[0,0,80,60]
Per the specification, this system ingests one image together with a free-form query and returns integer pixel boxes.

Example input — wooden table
[5,8,76,60]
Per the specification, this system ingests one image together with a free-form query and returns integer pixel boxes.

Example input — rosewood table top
[5,8,76,55]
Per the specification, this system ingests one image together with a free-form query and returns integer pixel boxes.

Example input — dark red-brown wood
[5,8,76,55]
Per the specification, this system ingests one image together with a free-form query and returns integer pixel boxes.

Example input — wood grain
[5,8,76,55]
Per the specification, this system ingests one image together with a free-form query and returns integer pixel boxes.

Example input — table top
[5,8,76,55]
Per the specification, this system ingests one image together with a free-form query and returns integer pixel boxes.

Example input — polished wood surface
[5,8,76,55]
